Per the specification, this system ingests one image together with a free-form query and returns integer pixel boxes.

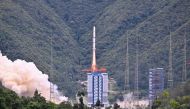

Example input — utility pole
[168,27,173,88]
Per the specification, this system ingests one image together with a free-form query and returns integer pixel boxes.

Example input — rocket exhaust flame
[0,52,68,104]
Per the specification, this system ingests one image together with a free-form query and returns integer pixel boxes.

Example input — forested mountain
[0,0,190,97]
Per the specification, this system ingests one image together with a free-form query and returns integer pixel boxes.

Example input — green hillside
[0,0,81,96]
[0,0,190,98]
[80,0,190,90]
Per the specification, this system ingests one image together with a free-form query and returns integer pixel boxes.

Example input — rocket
[83,26,106,73]
[92,26,97,72]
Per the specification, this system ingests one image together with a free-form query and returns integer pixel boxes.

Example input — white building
[87,72,108,107]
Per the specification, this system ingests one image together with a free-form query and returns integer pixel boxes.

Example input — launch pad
[83,26,109,107]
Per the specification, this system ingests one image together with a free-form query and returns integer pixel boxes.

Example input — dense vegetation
[152,80,190,109]
[0,86,120,109]
[0,0,190,99]
[0,86,73,109]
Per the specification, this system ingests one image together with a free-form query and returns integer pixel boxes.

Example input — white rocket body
[92,26,97,71]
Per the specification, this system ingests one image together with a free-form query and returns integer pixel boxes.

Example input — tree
[170,99,180,109]
[152,99,161,109]
[26,101,41,109]
[0,97,6,109]
[33,90,46,103]
[79,97,84,109]
[73,103,79,109]
[77,91,85,97]
[113,103,120,109]
[26,90,49,109]
[57,102,72,109]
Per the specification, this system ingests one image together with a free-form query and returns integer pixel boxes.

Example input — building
[83,26,109,107]
[87,72,108,107]
[149,68,164,105]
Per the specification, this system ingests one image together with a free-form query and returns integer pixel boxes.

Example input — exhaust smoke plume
[0,52,68,104]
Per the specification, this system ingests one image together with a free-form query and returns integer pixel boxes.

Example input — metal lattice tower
[182,27,187,82]
[135,36,139,100]
[124,32,130,93]
[124,33,130,109]
[50,36,55,102]
[168,28,173,88]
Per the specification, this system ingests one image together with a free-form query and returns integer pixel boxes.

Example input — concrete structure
[83,26,109,107]
[149,68,164,105]
[87,72,108,107]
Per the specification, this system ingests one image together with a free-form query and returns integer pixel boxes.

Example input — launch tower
[149,68,164,106]
[83,26,109,107]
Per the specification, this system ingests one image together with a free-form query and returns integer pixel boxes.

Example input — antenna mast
[183,27,187,82]
[135,35,139,103]
[124,32,130,92]
[124,32,130,108]
[50,36,54,102]
[168,27,173,88]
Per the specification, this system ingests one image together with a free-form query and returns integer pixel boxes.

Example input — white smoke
[117,93,149,109]
[0,52,68,104]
